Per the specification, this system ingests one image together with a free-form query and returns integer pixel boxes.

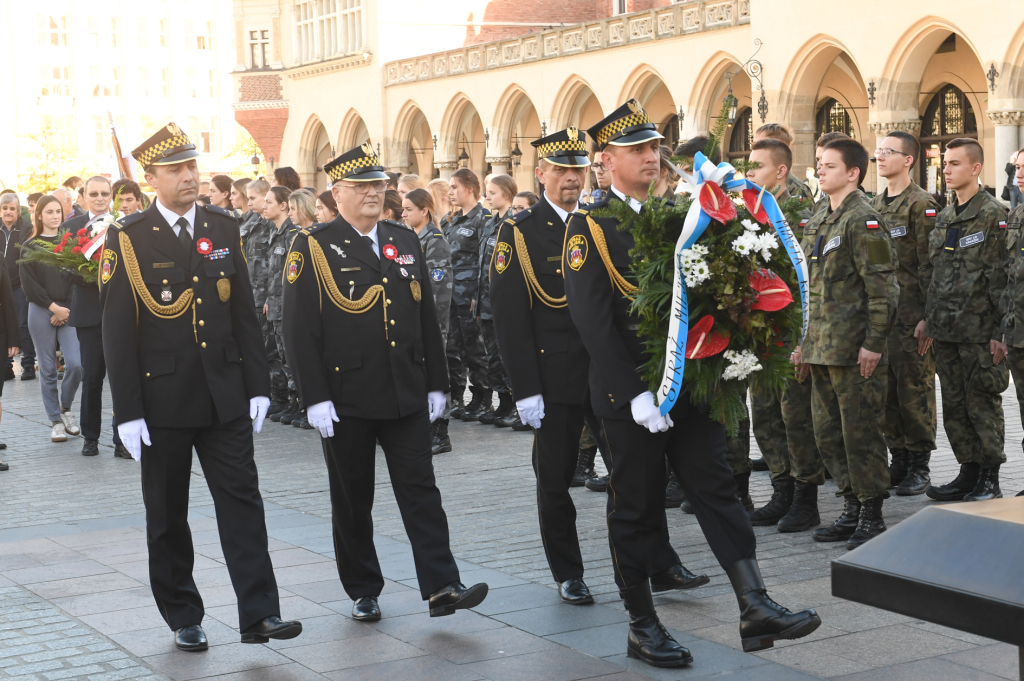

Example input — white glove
[117,418,151,462]
[307,400,339,439]
[516,394,545,429]
[250,396,270,434]
[630,391,673,433]
[427,391,446,423]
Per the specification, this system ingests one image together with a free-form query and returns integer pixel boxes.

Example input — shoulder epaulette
[575,208,589,216]
[512,207,534,225]
[299,222,328,237]
[426,225,444,238]
[116,211,146,229]
[200,204,233,218]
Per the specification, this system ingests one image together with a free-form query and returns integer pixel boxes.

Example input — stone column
[867,118,921,195]
[435,161,458,181]
[487,156,511,176]
[987,111,1024,203]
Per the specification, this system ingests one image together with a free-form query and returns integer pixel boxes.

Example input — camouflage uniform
[477,209,512,397]
[872,185,939,456]
[1001,204,1024,455]
[786,173,815,204]
[443,203,491,401]
[266,219,301,397]
[242,213,287,401]
[418,221,454,421]
[803,191,899,501]
[926,191,1010,467]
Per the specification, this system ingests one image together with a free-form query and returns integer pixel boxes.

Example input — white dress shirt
[542,192,579,224]
[155,200,196,239]
[609,185,644,214]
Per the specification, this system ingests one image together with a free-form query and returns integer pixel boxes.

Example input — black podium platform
[832,498,1024,679]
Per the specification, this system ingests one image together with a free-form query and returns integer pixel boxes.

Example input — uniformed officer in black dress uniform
[282,144,488,622]
[101,123,302,652]
[490,127,709,607]
[563,101,822,667]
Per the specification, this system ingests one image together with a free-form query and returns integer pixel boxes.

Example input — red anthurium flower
[699,181,737,224]
[742,187,769,224]
[749,270,794,312]
[685,315,730,359]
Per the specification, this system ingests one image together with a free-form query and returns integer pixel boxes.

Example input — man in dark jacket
[283,144,488,623]
[62,177,129,458]
[101,123,301,652]
[0,193,34,380]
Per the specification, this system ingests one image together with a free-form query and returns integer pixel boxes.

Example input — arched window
[815,98,855,139]
[919,84,978,202]
[660,115,680,152]
[728,107,753,161]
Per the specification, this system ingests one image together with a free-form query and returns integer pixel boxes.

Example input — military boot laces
[620,584,692,668]
[750,479,795,526]
[726,558,821,652]
[846,497,886,549]
[572,447,598,487]
[812,495,859,542]
[963,466,1002,502]
[926,462,980,502]
[459,393,491,422]
[896,450,931,496]
[888,449,911,488]
[778,482,820,533]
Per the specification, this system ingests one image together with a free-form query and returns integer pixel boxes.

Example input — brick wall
[239,75,283,102]
[464,0,672,44]
[235,108,289,164]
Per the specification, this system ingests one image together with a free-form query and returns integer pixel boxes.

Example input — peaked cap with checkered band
[131,122,200,168]
[531,127,591,168]
[587,99,664,149]
[323,143,389,182]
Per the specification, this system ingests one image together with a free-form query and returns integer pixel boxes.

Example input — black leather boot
[846,497,886,549]
[585,474,609,492]
[750,479,795,526]
[460,392,491,422]
[725,559,821,652]
[267,396,289,416]
[812,495,860,542]
[751,457,769,472]
[777,482,820,532]
[278,397,301,425]
[896,450,931,496]
[963,466,1002,502]
[735,472,754,513]
[572,446,598,487]
[431,419,452,455]
[664,466,685,508]
[481,392,510,424]
[270,395,294,422]
[650,564,710,592]
[620,583,692,667]
[926,462,980,501]
[888,448,910,488]
[450,393,466,420]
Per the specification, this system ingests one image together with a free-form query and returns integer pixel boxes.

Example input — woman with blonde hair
[427,178,452,228]
[397,174,426,199]
[287,189,317,229]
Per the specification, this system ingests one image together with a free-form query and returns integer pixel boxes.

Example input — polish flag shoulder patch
[866,220,880,229]
[799,219,808,228]
[925,208,937,217]
[999,221,1008,229]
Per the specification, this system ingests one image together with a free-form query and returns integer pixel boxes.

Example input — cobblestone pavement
[0,365,1021,681]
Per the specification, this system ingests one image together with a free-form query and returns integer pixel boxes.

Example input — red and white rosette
[196,238,213,255]
[382,244,398,260]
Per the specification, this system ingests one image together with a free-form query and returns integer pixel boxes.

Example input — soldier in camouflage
[402,187,455,455]
[264,187,302,424]
[871,132,940,497]
[1001,150,1024,499]
[925,139,1010,503]
[794,139,898,550]
[443,168,491,420]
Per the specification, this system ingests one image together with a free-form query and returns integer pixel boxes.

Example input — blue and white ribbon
[656,152,809,416]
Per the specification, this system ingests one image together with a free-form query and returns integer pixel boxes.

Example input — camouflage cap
[131,122,200,167]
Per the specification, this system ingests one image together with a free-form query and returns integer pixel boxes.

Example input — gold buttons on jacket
[386,299,391,304]
[193,276,199,282]
[198,320,204,327]
[556,269,562,274]
[197,298,202,305]
[146,373,150,377]
[162,279,168,285]
[390,320,395,326]
[201,342,207,348]
[335,367,339,372]
[349,280,355,285]
[540,349,544,354]
[220,272,224,276]
[382,277,388,284]
[391,341,396,347]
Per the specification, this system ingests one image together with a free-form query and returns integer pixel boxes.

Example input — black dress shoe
[650,564,710,592]
[82,439,99,457]
[0,442,7,449]
[726,559,821,652]
[0,461,8,471]
[174,625,208,652]
[428,581,488,617]
[114,444,132,459]
[621,583,692,668]
[20,366,35,380]
[352,596,381,621]
[558,578,594,605]
[240,616,302,643]
[585,474,609,492]
[751,457,769,472]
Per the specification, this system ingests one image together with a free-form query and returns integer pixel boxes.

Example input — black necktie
[176,217,192,250]
[362,235,377,258]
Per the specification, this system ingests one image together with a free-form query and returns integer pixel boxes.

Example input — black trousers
[602,401,756,589]
[533,402,586,582]
[446,304,488,398]
[141,413,280,632]
[76,324,121,445]
[7,287,34,370]
[323,408,460,600]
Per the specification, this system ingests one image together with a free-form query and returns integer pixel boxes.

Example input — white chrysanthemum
[755,233,779,262]
[741,219,760,232]
[679,247,711,288]
[730,231,759,257]
[722,349,763,381]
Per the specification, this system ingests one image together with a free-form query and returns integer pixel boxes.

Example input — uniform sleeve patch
[494,242,513,274]
[925,209,937,217]
[430,268,445,281]
[866,220,880,229]
[100,249,117,284]
[999,221,1008,229]
[867,240,891,265]
[567,234,589,271]
[286,251,303,283]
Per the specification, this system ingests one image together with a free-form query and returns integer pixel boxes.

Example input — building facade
[0,0,239,190]
[231,0,1024,199]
